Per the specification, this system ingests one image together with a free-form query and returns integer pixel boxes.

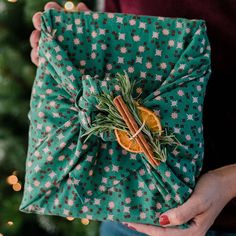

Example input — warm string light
[64,1,75,11]
[7,221,14,226]
[81,218,89,225]
[6,172,22,191]
[66,217,90,225]
[12,182,21,191]
[6,175,18,185]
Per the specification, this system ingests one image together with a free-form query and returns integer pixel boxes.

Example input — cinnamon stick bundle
[113,95,160,167]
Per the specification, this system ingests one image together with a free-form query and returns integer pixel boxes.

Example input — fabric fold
[19,9,211,228]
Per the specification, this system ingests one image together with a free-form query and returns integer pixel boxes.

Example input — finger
[159,196,206,226]
[30,47,39,66]
[125,222,195,236]
[44,1,62,11]
[32,12,42,30]
[192,198,226,234]
[30,30,40,48]
[191,213,212,235]
[76,2,90,11]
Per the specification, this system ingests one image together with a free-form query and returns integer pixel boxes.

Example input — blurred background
[1,0,236,235]
[0,0,102,235]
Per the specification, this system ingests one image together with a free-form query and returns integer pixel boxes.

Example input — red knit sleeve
[104,0,121,12]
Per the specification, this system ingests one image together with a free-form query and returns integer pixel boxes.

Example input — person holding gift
[29,1,236,236]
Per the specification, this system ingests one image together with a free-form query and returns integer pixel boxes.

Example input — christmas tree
[0,0,100,235]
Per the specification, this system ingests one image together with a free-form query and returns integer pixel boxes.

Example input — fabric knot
[76,74,118,142]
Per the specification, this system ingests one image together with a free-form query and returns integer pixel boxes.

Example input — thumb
[159,196,205,226]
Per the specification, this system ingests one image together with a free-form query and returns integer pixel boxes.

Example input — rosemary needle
[80,72,181,163]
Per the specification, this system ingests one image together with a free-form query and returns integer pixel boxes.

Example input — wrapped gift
[19,8,211,228]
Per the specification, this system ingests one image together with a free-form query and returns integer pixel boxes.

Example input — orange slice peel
[114,103,162,153]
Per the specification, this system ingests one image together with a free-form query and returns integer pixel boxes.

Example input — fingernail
[122,223,129,227]
[159,215,170,225]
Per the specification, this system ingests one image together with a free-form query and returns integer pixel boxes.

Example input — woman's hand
[30,1,90,66]
[122,164,236,236]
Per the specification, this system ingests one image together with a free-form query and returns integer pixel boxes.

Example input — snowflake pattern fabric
[19,9,211,228]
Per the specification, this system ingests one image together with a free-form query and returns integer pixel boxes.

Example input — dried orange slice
[137,106,162,132]
[114,129,142,153]
[114,103,162,153]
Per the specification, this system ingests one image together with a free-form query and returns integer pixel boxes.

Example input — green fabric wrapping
[19,9,211,228]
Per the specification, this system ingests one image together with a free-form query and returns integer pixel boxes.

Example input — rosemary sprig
[80,71,181,163]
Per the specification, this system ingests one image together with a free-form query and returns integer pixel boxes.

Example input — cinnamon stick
[113,95,160,167]
[114,96,159,167]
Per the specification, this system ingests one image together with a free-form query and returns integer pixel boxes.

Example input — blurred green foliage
[0,0,100,235]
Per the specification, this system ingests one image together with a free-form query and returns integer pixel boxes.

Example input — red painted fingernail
[159,215,170,225]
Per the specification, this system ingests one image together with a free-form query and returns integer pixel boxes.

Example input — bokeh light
[6,175,18,185]
[12,182,21,191]
[7,221,14,226]
[81,218,89,225]
[64,1,75,11]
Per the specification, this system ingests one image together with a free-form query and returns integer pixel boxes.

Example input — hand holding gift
[30,1,90,66]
